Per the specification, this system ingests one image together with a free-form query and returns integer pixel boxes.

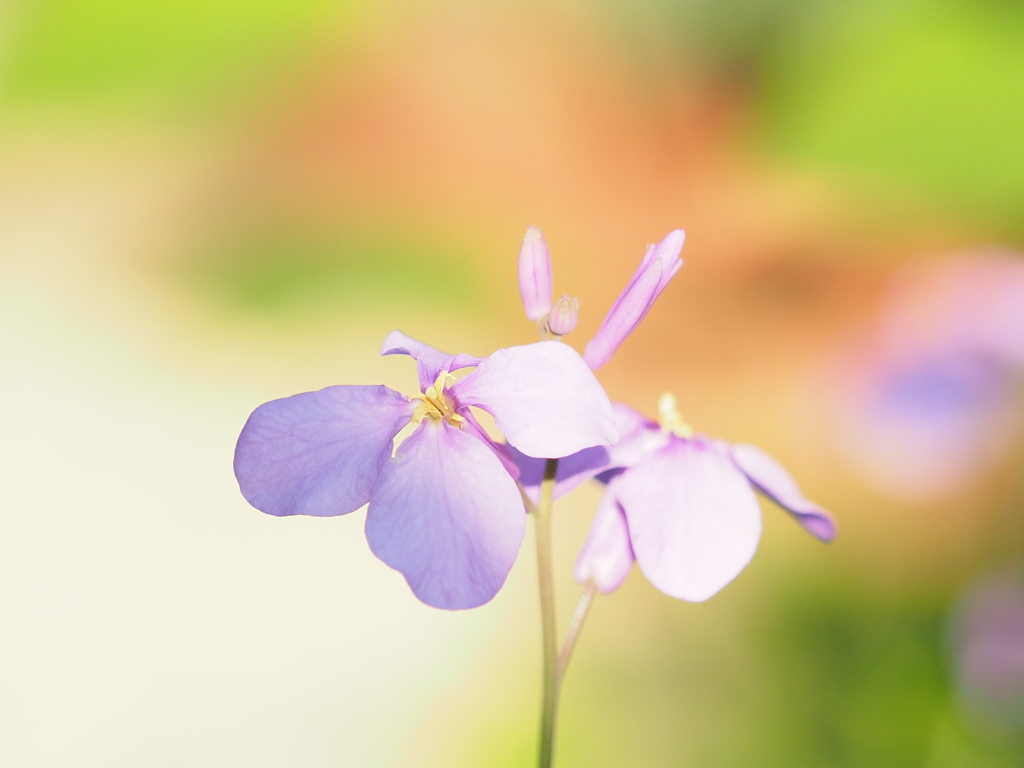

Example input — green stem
[536,458,559,768]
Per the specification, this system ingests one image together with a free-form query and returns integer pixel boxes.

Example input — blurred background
[2,0,1024,765]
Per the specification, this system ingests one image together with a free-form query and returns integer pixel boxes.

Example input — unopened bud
[547,295,580,336]
[518,226,553,322]
[583,229,685,370]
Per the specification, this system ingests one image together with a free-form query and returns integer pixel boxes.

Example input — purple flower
[234,330,617,610]
[836,349,1020,501]
[583,230,685,370]
[522,395,835,600]
[834,253,1024,501]
[518,226,553,322]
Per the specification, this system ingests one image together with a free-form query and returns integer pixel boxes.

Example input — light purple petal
[616,437,761,602]
[583,230,685,370]
[729,443,837,542]
[365,419,526,610]
[518,226,553,321]
[511,444,612,504]
[605,402,660,467]
[451,341,618,459]
[234,385,414,517]
[574,480,635,593]
[380,330,483,391]
[513,402,657,502]
[460,407,521,482]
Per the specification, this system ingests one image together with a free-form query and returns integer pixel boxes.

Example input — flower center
[658,392,693,438]
[411,371,466,427]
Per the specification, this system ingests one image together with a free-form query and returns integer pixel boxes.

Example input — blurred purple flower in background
[952,570,1024,733]
[835,252,1024,501]
[234,330,616,609]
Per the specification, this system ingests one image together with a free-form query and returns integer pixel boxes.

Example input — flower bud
[583,229,684,370]
[546,295,580,336]
[518,226,553,322]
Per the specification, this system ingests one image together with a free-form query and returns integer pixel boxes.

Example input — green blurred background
[2,0,1024,765]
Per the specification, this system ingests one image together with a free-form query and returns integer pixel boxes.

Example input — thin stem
[557,581,597,680]
[535,458,559,768]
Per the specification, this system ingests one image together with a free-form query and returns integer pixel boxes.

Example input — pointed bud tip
[654,230,686,271]
[547,294,580,336]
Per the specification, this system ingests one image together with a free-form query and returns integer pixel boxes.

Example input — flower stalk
[535,457,559,768]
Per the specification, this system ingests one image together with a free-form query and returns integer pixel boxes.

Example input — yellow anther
[411,400,439,422]
[408,370,465,428]
[658,392,694,438]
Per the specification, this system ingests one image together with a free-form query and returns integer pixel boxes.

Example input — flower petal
[616,437,761,602]
[729,443,837,542]
[234,385,414,517]
[380,330,483,391]
[365,419,526,610]
[583,230,685,370]
[605,402,660,467]
[513,402,656,502]
[451,340,617,458]
[511,444,612,504]
[574,480,635,593]
[460,407,521,482]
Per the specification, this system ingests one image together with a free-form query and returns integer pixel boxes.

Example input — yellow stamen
[658,392,693,438]
[409,370,465,427]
